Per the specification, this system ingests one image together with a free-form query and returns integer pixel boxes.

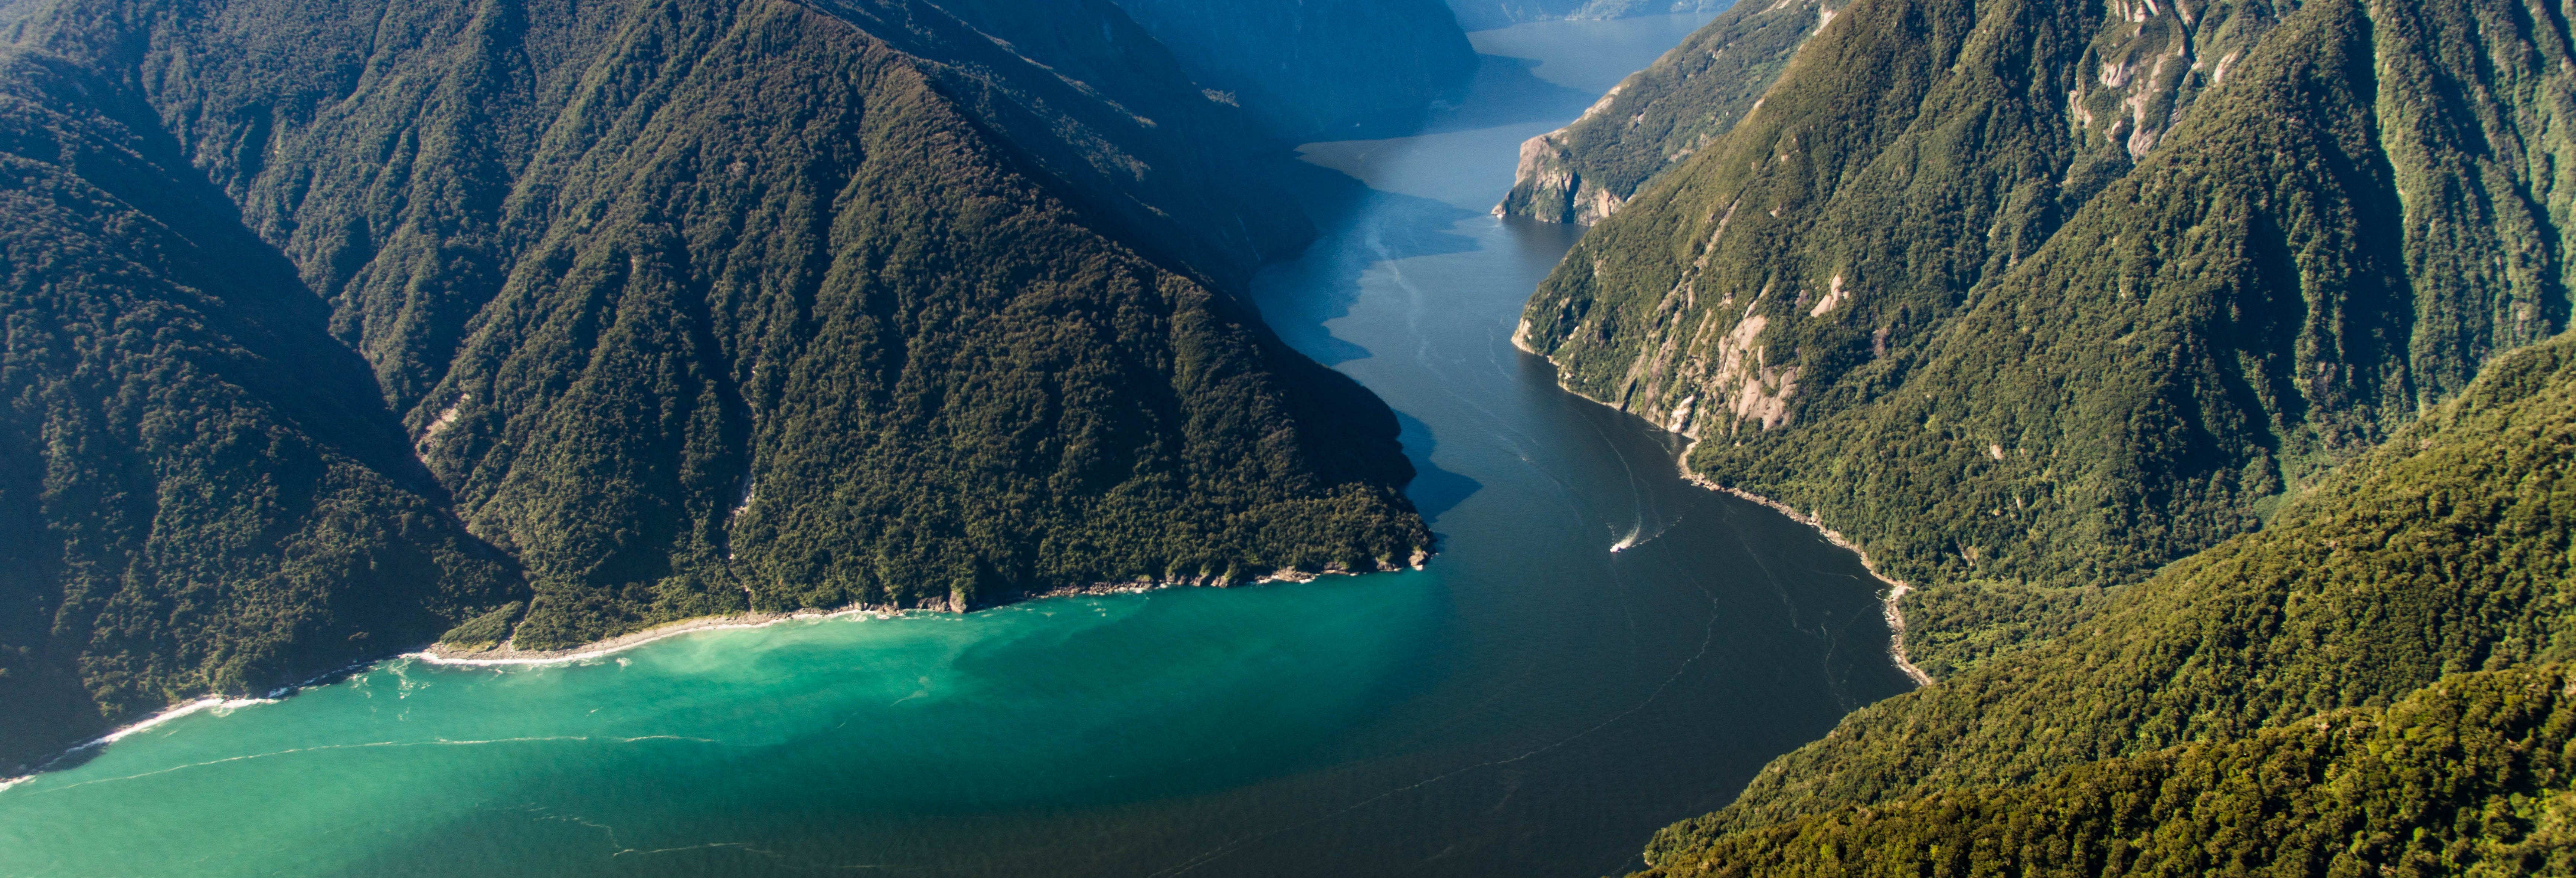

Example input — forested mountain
[0,46,524,769]
[1635,310,2576,877]
[1105,0,1480,140]
[1655,664,2576,876]
[0,0,1442,771]
[1496,0,1821,223]
[1510,0,2576,872]
[1520,0,2570,674]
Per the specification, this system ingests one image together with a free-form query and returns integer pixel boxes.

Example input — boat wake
[1608,515,1681,553]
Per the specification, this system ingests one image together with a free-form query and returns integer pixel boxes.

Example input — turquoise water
[0,14,1913,877]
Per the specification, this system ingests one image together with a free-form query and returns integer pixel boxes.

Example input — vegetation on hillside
[1675,331,2576,838]
[1647,664,2576,877]
[0,0,1436,771]
[1495,0,1821,224]
[1629,328,2576,876]
[1521,0,2570,674]
[1508,1,2576,871]
[0,46,521,766]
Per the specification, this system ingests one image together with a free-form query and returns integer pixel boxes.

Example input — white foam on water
[100,696,278,744]
[1,695,282,790]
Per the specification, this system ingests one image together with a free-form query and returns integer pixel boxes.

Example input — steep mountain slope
[0,0,1431,770]
[824,0,1320,285]
[1495,0,1821,224]
[0,46,522,767]
[1520,0,2572,673]
[1105,0,1480,140]
[1632,312,2576,877]
[1655,664,2576,877]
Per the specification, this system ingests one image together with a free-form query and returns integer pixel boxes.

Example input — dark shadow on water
[1395,411,1482,525]
[1252,161,1486,367]
[1417,54,1598,134]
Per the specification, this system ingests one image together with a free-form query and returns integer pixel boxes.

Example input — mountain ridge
[0,0,1450,771]
[1519,0,2569,675]
[1508,0,2576,872]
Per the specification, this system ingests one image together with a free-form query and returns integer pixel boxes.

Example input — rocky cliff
[1495,0,1821,224]
[1515,0,2563,674]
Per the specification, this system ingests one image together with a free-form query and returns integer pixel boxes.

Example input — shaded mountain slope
[807,0,1319,286]
[1105,0,1480,140]
[1520,0,2572,674]
[1627,299,2576,878]
[0,47,520,767]
[0,0,1430,770]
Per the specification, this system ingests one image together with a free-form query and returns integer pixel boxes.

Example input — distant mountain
[1495,0,1817,224]
[1447,0,1733,32]
[0,0,1443,771]
[1108,0,1480,140]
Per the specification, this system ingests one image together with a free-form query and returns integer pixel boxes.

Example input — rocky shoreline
[1672,439,1935,688]
[1513,327,1933,688]
[415,556,1433,666]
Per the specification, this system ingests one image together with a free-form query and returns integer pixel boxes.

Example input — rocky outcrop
[1521,0,2573,678]
[1498,88,1635,224]
[1494,0,1828,223]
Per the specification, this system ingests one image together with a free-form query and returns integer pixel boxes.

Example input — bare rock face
[1493,0,1828,224]
[1497,88,1636,225]
[1521,0,2575,680]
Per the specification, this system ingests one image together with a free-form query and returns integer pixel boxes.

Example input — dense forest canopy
[0,0,1442,772]
[1522,0,2571,675]
[1514,0,2576,873]
[1637,308,2576,878]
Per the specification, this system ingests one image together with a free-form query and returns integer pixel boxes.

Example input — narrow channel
[0,15,1913,878]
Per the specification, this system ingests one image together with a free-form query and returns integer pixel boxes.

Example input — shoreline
[416,557,1430,666]
[1,671,349,790]
[2,558,1432,788]
[1673,438,1935,688]
[1513,324,1934,688]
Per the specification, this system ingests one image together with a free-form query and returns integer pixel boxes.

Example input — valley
[8,0,2573,875]
[0,12,1920,878]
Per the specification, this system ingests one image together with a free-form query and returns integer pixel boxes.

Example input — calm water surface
[0,15,1913,877]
